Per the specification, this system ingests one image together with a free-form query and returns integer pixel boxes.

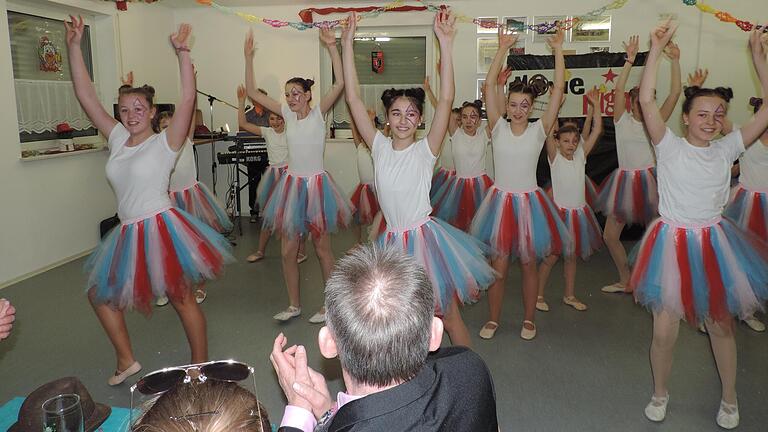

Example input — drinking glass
[41,394,84,432]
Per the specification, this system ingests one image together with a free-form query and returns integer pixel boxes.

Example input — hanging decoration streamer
[681,1,767,33]
[105,0,161,12]
[195,0,632,33]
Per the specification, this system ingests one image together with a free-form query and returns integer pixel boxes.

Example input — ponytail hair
[682,86,733,114]
[381,88,426,114]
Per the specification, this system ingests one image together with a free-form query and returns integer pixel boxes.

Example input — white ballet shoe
[108,361,142,386]
[644,393,669,422]
[273,306,301,322]
[716,400,739,429]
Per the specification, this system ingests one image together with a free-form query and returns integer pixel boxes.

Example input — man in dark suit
[271,245,498,431]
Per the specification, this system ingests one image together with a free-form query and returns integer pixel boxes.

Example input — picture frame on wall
[477,37,499,73]
[477,17,498,34]
[503,16,527,54]
[477,78,485,100]
[532,15,567,43]
[572,15,611,43]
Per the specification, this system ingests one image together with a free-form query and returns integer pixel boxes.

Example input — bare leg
[256,228,271,255]
[603,216,630,288]
[488,256,510,323]
[563,256,577,298]
[281,236,301,307]
[704,319,738,405]
[650,311,680,398]
[521,260,538,325]
[443,297,471,347]
[312,233,336,314]
[298,235,307,258]
[537,255,559,299]
[88,289,136,371]
[169,288,208,363]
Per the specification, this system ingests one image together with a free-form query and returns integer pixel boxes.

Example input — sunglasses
[129,360,262,430]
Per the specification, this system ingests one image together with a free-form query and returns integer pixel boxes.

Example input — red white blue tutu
[470,186,571,263]
[377,217,496,315]
[351,183,379,226]
[169,182,232,234]
[545,177,600,211]
[724,184,768,243]
[256,164,287,210]
[559,205,603,259]
[430,167,455,200]
[597,166,658,225]
[431,174,494,231]
[84,207,234,314]
[262,171,354,239]
[631,217,768,324]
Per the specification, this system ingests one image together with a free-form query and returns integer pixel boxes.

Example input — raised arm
[639,21,678,145]
[544,121,559,162]
[486,28,518,129]
[120,71,134,87]
[582,86,603,156]
[496,66,512,118]
[187,73,198,140]
[658,41,682,122]
[341,13,377,147]
[540,29,566,133]
[614,35,639,122]
[424,76,438,108]
[426,10,457,156]
[740,29,768,147]
[164,24,196,152]
[236,84,263,136]
[319,28,345,114]
[582,104,593,139]
[65,16,117,137]
[244,30,282,115]
[687,68,708,88]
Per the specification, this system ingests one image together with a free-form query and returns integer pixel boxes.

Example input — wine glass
[41,394,84,432]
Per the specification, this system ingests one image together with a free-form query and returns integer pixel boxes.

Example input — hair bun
[684,85,700,99]
[305,79,315,88]
[714,87,733,102]
[749,97,763,107]
[141,84,156,97]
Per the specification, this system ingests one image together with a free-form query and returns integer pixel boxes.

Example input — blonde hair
[131,381,269,432]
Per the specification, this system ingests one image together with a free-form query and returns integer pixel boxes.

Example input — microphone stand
[196,89,237,196]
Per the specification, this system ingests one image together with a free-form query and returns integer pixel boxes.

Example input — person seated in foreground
[272,244,499,431]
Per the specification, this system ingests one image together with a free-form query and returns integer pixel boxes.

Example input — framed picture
[503,16,527,54]
[477,17,498,34]
[572,15,611,43]
[477,79,485,100]
[590,46,610,53]
[477,37,499,73]
[532,15,567,43]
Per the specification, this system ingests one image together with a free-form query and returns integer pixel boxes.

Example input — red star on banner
[602,68,618,83]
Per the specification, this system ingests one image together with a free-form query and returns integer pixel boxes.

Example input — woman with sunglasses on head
[632,24,768,429]
[431,99,493,231]
[597,35,682,295]
[244,28,351,324]
[470,27,570,341]
[69,18,233,385]
[342,11,495,347]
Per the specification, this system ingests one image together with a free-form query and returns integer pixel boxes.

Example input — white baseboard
[0,248,94,289]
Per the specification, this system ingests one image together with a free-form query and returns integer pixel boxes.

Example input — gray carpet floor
[1,222,766,431]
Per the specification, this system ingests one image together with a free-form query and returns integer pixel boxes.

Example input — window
[9,11,98,143]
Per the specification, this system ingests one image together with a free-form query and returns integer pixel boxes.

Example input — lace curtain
[15,80,95,133]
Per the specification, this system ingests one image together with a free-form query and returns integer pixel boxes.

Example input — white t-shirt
[491,119,546,191]
[281,104,326,176]
[436,135,455,170]
[105,124,177,220]
[169,138,197,192]
[656,128,745,224]
[262,127,288,167]
[550,146,587,209]
[357,144,375,185]
[451,126,489,178]
[615,112,655,169]
[739,138,768,190]
[372,131,436,229]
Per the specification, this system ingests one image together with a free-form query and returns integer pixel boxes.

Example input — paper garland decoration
[681,1,767,33]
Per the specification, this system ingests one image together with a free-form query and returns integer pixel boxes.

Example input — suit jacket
[280,346,498,432]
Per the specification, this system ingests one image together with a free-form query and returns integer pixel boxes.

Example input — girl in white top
[244,29,350,324]
[598,35,681,294]
[236,85,308,264]
[632,24,768,429]
[342,11,495,348]
[550,115,600,208]
[349,109,380,244]
[72,21,233,385]
[470,27,570,341]
[537,88,604,313]
[431,100,493,231]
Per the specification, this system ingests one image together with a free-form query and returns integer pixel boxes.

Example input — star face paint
[460,105,481,135]
[387,97,422,142]
[118,94,155,135]
[284,84,309,113]
[684,95,729,146]
[507,93,533,124]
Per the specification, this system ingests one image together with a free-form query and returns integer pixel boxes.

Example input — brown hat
[9,377,111,432]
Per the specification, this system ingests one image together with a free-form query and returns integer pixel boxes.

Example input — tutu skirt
[724,184,768,242]
[430,167,455,200]
[586,176,599,209]
[256,164,287,210]
[262,171,354,239]
[559,205,603,260]
[351,183,380,226]
[631,217,768,324]
[470,186,571,263]
[597,166,658,225]
[170,182,233,233]
[85,207,235,314]
[377,217,496,314]
[431,174,494,231]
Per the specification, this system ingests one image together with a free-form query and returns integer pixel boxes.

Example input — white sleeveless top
[739,138,768,190]
[550,146,587,209]
[262,127,288,167]
[491,119,546,192]
[372,131,436,230]
[281,104,326,176]
[614,112,655,169]
[169,138,197,192]
[451,125,489,178]
[357,144,375,185]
